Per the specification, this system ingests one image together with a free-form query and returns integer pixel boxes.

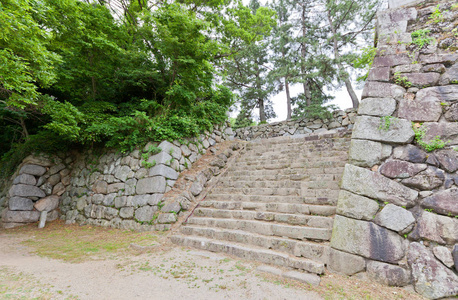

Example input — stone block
[403,73,440,88]
[379,160,426,179]
[419,53,458,65]
[331,216,405,263]
[13,174,37,186]
[439,63,458,85]
[422,188,458,216]
[372,55,411,67]
[256,265,283,276]
[49,163,65,175]
[348,140,392,168]
[328,248,366,276]
[366,260,410,287]
[416,85,458,102]
[161,200,181,213]
[361,82,405,100]
[408,242,458,299]
[119,207,134,219]
[9,184,46,198]
[2,209,40,223]
[157,213,177,224]
[375,204,415,233]
[336,190,379,221]
[52,182,66,196]
[352,116,415,144]
[388,0,422,9]
[136,177,167,194]
[435,150,458,173]
[34,195,59,212]
[148,151,172,166]
[158,140,182,160]
[398,96,442,122]
[19,164,46,176]
[114,165,131,182]
[453,245,458,272]
[411,211,458,244]
[433,246,454,269]
[402,166,444,190]
[134,206,157,222]
[392,144,427,163]
[9,197,34,211]
[421,122,458,145]
[367,67,390,82]
[282,271,320,286]
[357,97,396,117]
[148,164,178,180]
[445,103,458,122]
[47,174,61,186]
[341,164,418,207]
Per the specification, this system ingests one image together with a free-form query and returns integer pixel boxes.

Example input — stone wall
[330,1,458,299]
[1,122,235,230]
[234,109,356,141]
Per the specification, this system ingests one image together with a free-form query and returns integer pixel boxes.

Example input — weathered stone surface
[134,206,157,222]
[282,270,321,286]
[341,164,418,207]
[379,160,426,179]
[357,98,396,117]
[9,184,46,198]
[403,73,440,88]
[408,242,458,299]
[157,213,177,224]
[9,197,34,211]
[49,163,65,175]
[148,164,178,180]
[2,210,40,223]
[158,140,182,160]
[119,207,134,219]
[367,67,390,82]
[13,174,37,186]
[387,0,422,9]
[367,260,410,287]
[422,189,458,216]
[336,190,379,221]
[19,164,46,176]
[375,204,415,233]
[361,82,405,99]
[92,180,108,194]
[398,96,442,122]
[161,200,181,213]
[394,64,422,73]
[148,151,172,166]
[453,245,458,272]
[103,207,118,220]
[419,53,458,65]
[52,182,66,196]
[421,122,458,145]
[445,103,458,122]
[392,144,427,163]
[433,246,454,268]
[435,150,458,173]
[131,195,150,207]
[47,174,61,186]
[136,177,167,194]
[190,180,204,197]
[421,63,446,73]
[372,55,411,67]
[328,248,366,276]
[439,64,458,85]
[331,216,405,263]
[416,85,458,103]
[349,140,392,167]
[181,144,192,157]
[411,211,458,244]
[34,195,59,212]
[352,116,414,144]
[402,167,445,190]
[114,165,131,182]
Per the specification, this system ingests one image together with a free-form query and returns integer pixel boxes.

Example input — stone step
[232,160,347,169]
[179,225,330,264]
[193,207,333,228]
[245,136,350,147]
[220,172,343,182]
[245,144,350,154]
[170,235,325,274]
[205,193,339,205]
[238,152,349,161]
[218,177,341,189]
[199,200,336,216]
[186,217,333,241]
[227,166,345,176]
[210,187,301,196]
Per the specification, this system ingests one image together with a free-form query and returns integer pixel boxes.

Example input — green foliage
[411,29,434,48]
[379,116,396,131]
[353,46,377,82]
[293,103,338,120]
[429,5,444,23]
[413,124,447,152]
[393,72,412,88]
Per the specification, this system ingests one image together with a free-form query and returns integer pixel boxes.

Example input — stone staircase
[171,131,351,275]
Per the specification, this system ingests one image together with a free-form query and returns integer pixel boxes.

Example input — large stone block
[114,165,132,182]
[148,164,178,180]
[352,116,415,144]
[392,144,427,163]
[158,141,182,160]
[402,166,444,190]
[435,150,458,173]
[348,140,392,167]
[416,85,458,102]
[366,260,410,287]
[411,211,458,244]
[419,54,458,65]
[379,160,426,179]
[433,246,454,268]
[357,98,396,117]
[9,184,46,198]
[331,216,405,263]
[8,197,34,211]
[19,164,46,176]
[336,190,379,221]
[375,204,415,233]
[403,73,440,88]
[372,55,411,68]
[136,177,167,194]
[408,242,458,299]
[34,195,59,212]
[341,164,418,207]
[2,209,40,223]
[367,67,390,82]
[148,151,173,166]
[422,188,458,217]
[388,0,422,9]
[398,96,442,122]
[361,82,405,100]
[13,174,37,186]
[134,206,157,222]
[421,122,458,145]
[328,248,366,276]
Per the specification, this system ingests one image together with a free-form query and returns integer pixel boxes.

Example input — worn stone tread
[205,194,338,205]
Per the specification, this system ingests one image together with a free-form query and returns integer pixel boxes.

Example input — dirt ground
[0,221,424,300]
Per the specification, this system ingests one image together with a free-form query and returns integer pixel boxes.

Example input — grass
[4,220,163,263]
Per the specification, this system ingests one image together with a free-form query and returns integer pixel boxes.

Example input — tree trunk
[285,78,292,119]
[258,98,266,122]
[301,5,312,106]
[327,7,359,108]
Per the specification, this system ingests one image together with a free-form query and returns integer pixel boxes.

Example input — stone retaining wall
[0,122,235,230]
[330,1,458,299]
[234,109,357,141]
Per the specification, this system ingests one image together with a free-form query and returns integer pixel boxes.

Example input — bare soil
[0,221,424,300]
